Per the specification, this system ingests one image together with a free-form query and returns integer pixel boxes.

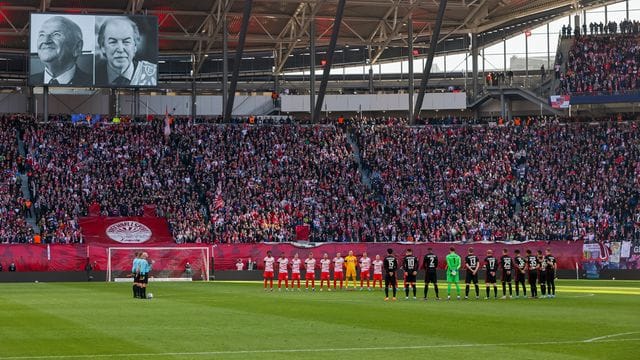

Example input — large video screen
[29,13,158,88]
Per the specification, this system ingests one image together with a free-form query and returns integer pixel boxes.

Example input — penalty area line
[0,338,638,359]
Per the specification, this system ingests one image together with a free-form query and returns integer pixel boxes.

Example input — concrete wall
[281,93,467,113]
[3,93,273,116]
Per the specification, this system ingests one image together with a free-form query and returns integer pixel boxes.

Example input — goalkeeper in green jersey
[445,247,462,300]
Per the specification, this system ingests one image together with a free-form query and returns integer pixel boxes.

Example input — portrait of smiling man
[95,16,157,87]
[29,15,93,86]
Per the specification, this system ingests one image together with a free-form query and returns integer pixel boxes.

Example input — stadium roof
[0,0,622,74]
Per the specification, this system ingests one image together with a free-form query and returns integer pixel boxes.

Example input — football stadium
[0,0,639,359]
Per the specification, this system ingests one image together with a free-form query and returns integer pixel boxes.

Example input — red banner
[213,242,584,271]
[78,217,173,245]
[295,225,310,241]
[0,242,583,272]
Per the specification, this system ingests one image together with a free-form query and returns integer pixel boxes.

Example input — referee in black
[422,247,439,300]
[383,248,398,301]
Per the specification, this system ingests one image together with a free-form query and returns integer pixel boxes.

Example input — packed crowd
[353,122,640,243]
[559,33,640,95]
[22,121,208,243]
[2,114,639,245]
[180,124,367,243]
[0,116,33,244]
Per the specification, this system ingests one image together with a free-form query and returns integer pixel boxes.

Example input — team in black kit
[381,247,557,301]
[422,248,439,300]
[464,248,480,299]
[402,249,420,299]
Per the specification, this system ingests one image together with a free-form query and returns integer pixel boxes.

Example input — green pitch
[0,280,638,359]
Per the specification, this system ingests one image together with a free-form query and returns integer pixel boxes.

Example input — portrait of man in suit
[95,17,157,87]
[29,16,92,86]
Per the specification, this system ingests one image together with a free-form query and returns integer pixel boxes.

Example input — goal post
[106,246,211,282]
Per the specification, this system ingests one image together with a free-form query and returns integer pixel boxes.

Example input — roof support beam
[224,0,253,122]
[40,0,51,12]
[313,0,346,123]
[414,0,447,117]
[273,1,319,74]
[193,0,232,75]
[369,3,419,64]
[127,0,144,14]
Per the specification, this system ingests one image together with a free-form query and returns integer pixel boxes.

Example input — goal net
[106,247,211,282]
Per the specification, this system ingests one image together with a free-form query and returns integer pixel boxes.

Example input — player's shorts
[515,270,526,282]
[345,268,357,278]
[305,272,315,280]
[321,272,330,280]
[446,270,459,283]
[278,273,288,281]
[465,271,478,284]
[385,273,397,286]
[133,273,140,282]
[291,273,300,280]
[333,272,344,280]
[528,271,538,284]
[360,270,370,279]
[425,270,437,283]
[373,273,382,281]
[139,274,149,284]
[263,271,274,279]
[486,271,497,283]
[405,273,417,283]
[546,270,555,281]
[502,270,512,282]
[538,271,547,284]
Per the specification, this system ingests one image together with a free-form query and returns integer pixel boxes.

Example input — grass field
[0,280,639,360]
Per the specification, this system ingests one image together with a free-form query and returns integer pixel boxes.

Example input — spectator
[9,262,16,272]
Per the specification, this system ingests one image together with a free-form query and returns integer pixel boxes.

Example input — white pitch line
[0,337,638,359]
[583,331,639,343]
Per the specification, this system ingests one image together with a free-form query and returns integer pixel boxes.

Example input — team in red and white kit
[359,252,372,290]
[372,255,384,289]
[319,253,332,291]
[304,253,316,290]
[332,253,345,290]
[263,251,275,291]
[290,253,302,290]
[277,252,289,290]
[260,248,558,299]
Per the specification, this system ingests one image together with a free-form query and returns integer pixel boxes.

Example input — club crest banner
[78,217,173,244]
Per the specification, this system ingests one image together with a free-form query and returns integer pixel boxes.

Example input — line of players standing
[262,247,557,301]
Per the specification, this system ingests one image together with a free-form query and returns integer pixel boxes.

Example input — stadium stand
[1,114,637,245]
[0,116,33,244]
[560,31,640,95]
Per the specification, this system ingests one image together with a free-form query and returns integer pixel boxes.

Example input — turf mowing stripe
[1,337,638,359]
